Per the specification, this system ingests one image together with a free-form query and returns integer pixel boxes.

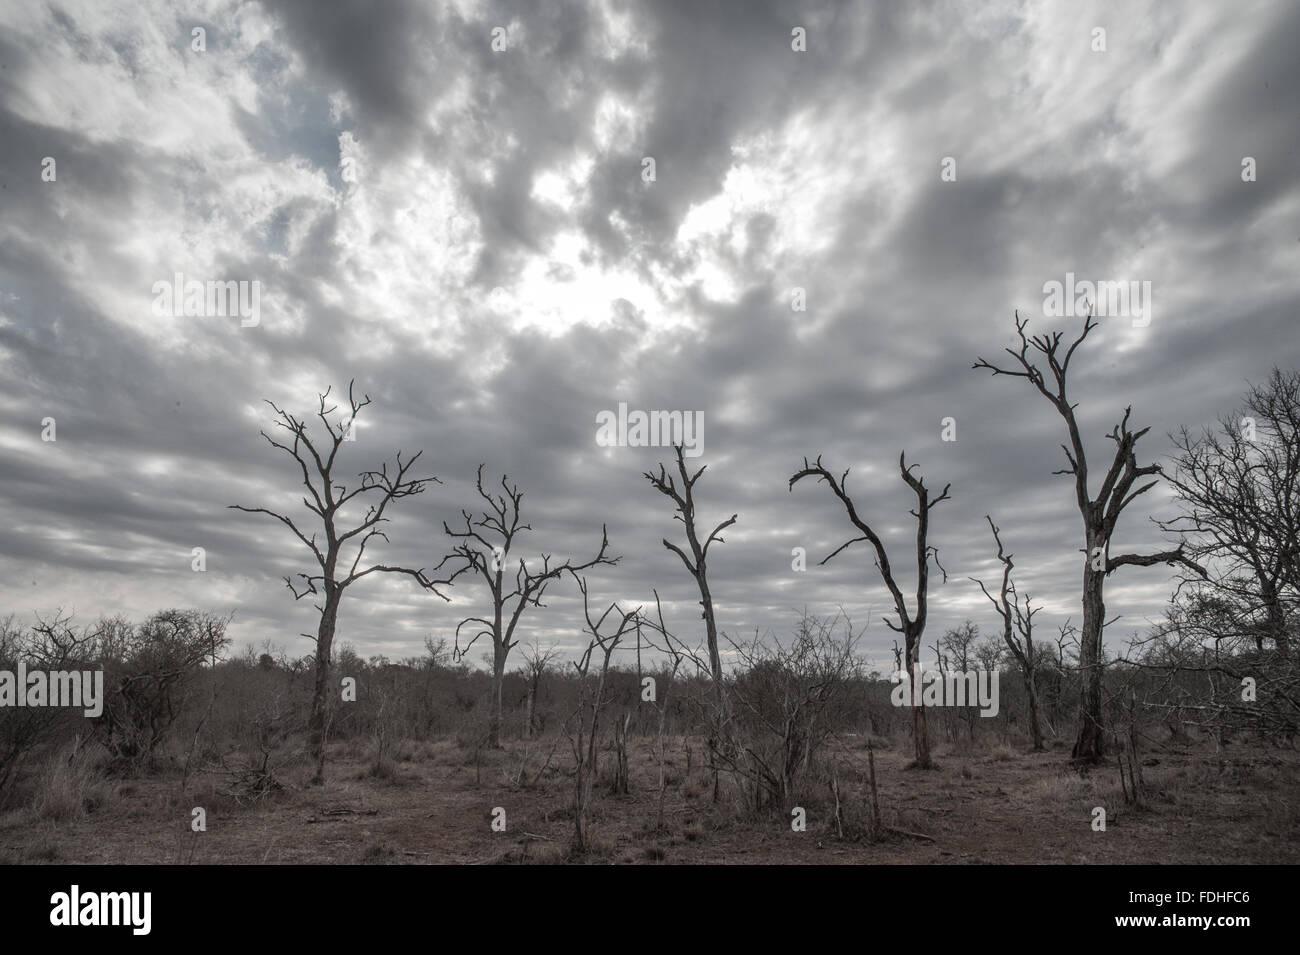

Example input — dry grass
[28,743,113,823]
[1,731,1297,864]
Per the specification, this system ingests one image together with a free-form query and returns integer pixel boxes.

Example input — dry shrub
[29,742,111,822]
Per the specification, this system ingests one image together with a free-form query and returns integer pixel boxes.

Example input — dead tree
[789,452,950,768]
[518,638,559,740]
[230,381,454,782]
[567,576,640,855]
[972,516,1045,750]
[639,589,688,831]
[974,310,1205,763]
[644,444,737,799]
[444,464,617,748]
[939,620,978,743]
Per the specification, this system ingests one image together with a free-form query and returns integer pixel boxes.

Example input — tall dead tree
[444,465,617,748]
[789,452,950,768]
[230,381,453,782]
[644,444,737,798]
[974,310,1204,763]
[972,516,1045,750]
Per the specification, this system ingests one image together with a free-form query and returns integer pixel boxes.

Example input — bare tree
[638,589,689,831]
[789,452,950,768]
[939,620,980,743]
[974,310,1204,763]
[230,381,453,781]
[972,516,1045,750]
[1161,367,1300,655]
[1111,370,1300,746]
[644,444,737,798]
[567,576,640,854]
[96,609,231,772]
[444,464,618,748]
[0,611,99,801]
[725,610,866,809]
[518,638,559,739]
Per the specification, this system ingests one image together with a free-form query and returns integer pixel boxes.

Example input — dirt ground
[3,733,1297,864]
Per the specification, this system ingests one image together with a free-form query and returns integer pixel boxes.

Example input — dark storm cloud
[1,0,1297,671]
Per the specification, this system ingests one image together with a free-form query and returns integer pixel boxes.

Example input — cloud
[1,0,1297,672]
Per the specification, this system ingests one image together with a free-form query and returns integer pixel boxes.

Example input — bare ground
[3,733,1297,864]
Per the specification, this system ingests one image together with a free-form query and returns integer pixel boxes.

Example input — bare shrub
[29,740,110,822]
[723,610,866,812]
[96,610,231,774]
[0,612,101,803]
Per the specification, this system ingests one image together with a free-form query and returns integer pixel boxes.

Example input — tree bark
[1026,668,1044,751]
[1072,561,1107,762]
[308,585,341,782]
[488,642,507,748]
[907,632,932,768]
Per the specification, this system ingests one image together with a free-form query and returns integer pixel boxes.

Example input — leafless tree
[1125,368,1300,746]
[974,310,1205,763]
[0,611,99,801]
[638,589,688,831]
[1160,367,1300,655]
[518,638,559,740]
[972,516,1045,749]
[1125,608,1300,744]
[230,381,453,781]
[444,464,617,748]
[423,635,451,668]
[566,575,640,854]
[644,444,737,798]
[972,632,1006,673]
[939,620,980,743]
[725,609,866,809]
[789,452,950,768]
[95,609,231,772]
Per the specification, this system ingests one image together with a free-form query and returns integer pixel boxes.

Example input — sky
[1,0,1297,674]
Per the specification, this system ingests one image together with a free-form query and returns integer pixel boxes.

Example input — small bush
[29,743,110,822]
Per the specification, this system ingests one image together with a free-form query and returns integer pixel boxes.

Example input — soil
[3,733,1296,865]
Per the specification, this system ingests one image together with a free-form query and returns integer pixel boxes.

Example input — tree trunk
[488,643,506,748]
[308,585,342,782]
[1263,580,1290,654]
[574,662,610,854]
[907,634,932,768]
[1026,667,1044,751]
[698,568,726,802]
[1072,560,1107,763]
[613,713,630,795]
